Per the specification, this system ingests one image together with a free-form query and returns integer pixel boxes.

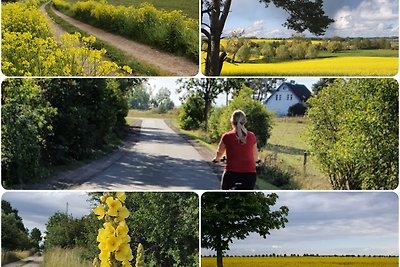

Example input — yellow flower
[122,261,132,267]
[116,221,129,237]
[106,197,122,217]
[118,206,130,220]
[116,192,126,202]
[103,222,116,236]
[115,243,133,262]
[94,205,106,220]
[106,235,120,252]
[99,250,110,261]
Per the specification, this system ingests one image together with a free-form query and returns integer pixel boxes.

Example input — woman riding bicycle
[212,110,258,190]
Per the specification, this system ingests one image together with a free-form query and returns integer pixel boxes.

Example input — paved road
[72,118,220,190]
[2,256,43,267]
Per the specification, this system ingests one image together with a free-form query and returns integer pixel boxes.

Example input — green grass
[62,0,199,19]
[259,117,331,190]
[45,3,168,76]
[43,248,92,267]
[318,49,398,58]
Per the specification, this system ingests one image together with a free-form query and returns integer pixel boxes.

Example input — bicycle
[212,156,260,190]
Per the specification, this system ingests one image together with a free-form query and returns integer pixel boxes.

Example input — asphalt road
[72,118,220,190]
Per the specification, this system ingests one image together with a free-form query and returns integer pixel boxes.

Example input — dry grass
[42,247,92,267]
[1,250,33,265]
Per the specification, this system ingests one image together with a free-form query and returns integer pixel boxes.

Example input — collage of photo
[0,0,399,266]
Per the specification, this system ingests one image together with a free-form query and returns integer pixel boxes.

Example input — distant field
[260,117,330,190]
[202,48,398,75]
[201,256,399,267]
[216,56,398,76]
[62,0,199,19]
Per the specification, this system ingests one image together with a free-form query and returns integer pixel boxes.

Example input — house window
[279,95,281,101]
[276,94,278,101]
[290,94,293,100]
[287,94,290,100]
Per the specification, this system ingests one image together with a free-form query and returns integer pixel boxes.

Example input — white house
[264,82,311,116]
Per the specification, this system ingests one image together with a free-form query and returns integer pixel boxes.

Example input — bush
[215,86,272,148]
[236,44,251,62]
[306,78,398,189]
[258,165,293,189]
[288,103,307,116]
[57,1,198,61]
[275,45,290,59]
[178,94,205,130]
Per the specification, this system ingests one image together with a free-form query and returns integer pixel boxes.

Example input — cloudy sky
[2,192,93,234]
[206,0,399,38]
[202,192,399,256]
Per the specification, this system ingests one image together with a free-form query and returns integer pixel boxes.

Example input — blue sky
[205,0,399,38]
[202,192,399,256]
[147,77,318,106]
[2,192,92,234]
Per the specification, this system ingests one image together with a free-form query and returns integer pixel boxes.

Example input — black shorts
[220,171,256,190]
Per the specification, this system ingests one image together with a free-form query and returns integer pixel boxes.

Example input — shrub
[236,44,251,62]
[288,103,307,116]
[216,86,272,148]
[275,45,290,59]
[178,94,205,130]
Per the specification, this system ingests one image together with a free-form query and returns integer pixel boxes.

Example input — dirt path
[2,255,43,267]
[48,4,199,76]
[40,3,66,42]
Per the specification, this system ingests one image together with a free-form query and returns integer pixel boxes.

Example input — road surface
[71,118,220,190]
[2,255,43,267]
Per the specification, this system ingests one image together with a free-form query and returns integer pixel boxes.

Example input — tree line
[1,200,42,252]
[1,78,140,187]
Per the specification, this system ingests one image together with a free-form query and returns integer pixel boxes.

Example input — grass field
[62,0,198,19]
[260,117,330,190]
[43,248,91,267]
[201,256,399,267]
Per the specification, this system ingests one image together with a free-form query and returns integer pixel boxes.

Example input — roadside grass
[45,3,168,76]
[260,117,331,190]
[42,247,91,267]
[127,109,179,120]
[1,250,33,265]
[61,0,198,19]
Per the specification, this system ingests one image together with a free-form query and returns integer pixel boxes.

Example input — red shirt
[221,130,257,173]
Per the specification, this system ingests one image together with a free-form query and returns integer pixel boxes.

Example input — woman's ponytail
[231,110,248,144]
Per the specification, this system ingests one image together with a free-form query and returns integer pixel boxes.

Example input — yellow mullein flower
[106,235,120,252]
[116,192,126,202]
[103,223,116,236]
[94,205,106,220]
[115,243,133,262]
[106,197,122,217]
[99,249,110,261]
[116,221,129,237]
[118,206,130,220]
[122,261,132,267]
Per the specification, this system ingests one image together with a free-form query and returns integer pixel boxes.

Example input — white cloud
[331,0,398,36]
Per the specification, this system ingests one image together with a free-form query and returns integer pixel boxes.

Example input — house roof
[285,83,311,101]
[265,82,311,103]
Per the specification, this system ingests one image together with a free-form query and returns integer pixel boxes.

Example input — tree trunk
[216,247,223,267]
[209,28,222,76]
[206,0,232,76]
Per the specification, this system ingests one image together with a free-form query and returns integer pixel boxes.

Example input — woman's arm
[253,143,258,162]
[213,139,226,162]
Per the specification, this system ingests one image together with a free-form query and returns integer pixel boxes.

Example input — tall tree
[30,228,42,249]
[202,192,289,267]
[311,78,336,95]
[177,78,242,128]
[202,0,334,76]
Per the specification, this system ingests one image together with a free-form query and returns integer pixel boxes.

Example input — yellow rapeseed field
[202,56,397,76]
[201,256,398,267]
